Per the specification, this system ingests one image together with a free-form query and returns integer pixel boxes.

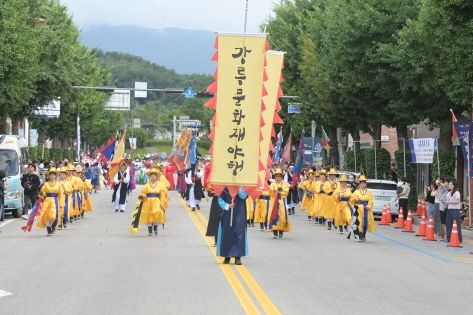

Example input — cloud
[61,0,277,32]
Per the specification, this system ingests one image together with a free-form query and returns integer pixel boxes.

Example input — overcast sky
[60,0,278,33]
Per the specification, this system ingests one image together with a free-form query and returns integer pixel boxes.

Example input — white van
[0,135,28,220]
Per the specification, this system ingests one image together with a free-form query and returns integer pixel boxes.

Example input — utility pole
[244,0,249,33]
[173,116,177,146]
[76,104,80,162]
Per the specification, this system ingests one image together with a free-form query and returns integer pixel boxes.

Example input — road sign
[288,103,301,114]
[134,82,147,98]
[105,90,130,111]
[184,87,196,99]
[133,118,141,128]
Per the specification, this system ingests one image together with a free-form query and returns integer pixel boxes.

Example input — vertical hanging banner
[454,120,473,177]
[258,51,285,191]
[206,33,268,195]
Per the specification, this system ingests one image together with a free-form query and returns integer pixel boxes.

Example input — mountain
[80,25,215,75]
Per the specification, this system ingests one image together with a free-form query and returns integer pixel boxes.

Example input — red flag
[281,132,292,165]
[450,109,460,146]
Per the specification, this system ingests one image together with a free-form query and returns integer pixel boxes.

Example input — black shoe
[119,210,125,213]
[196,204,200,210]
[153,225,158,235]
[234,257,242,265]
[191,207,196,212]
[327,221,332,230]
[148,226,153,236]
[291,208,295,215]
[46,226,52,236]
[339,226,343,234]
[115,209,119,213]
[223,257,230,264]
[347,232,351,240]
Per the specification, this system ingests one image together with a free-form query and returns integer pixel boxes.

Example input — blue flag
[273,129,283,165]
[188,134,197,167]
[293,135,305,174]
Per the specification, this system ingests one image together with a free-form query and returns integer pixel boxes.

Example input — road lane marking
[192,202,281,315]
[177,195,260,314]
[0,290,13,298]
[372,232,451,263]
[0,219,17,229]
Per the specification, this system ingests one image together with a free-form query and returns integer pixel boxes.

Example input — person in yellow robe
[298,170,315,221]
[350,175,376,242]
[332,175,352,234]
[75,166,87,218]
[324,168,340,230]
[58,167,73,229]
[82,178,94,213]
[157,165,170,211]
[246,196,255,227]
[66,164,81,222]
[139,168,168,236]
[269,167,291,238]
[37,167,62,236]
[313,169,329,224]
[254,190,270,231]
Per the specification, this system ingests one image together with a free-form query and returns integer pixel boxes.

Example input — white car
[366,179,399,216]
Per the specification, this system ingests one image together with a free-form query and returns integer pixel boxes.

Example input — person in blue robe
[217,188,248,265]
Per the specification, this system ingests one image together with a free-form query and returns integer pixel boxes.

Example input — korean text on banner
[211,34,267,186]
[408,138,436,164]
[258,51,284,189]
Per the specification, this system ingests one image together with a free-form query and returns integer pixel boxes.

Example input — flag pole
[436,137,440,177]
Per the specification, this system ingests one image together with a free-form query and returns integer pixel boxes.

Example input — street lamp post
[244,0,249,33]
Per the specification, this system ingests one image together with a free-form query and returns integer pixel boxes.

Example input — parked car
[366,179,399,217]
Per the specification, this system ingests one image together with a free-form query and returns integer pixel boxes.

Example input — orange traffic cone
[415,214,427,237]
[380,205,389,226]
[395,207,405,229]
[447,220,463,248]
[414,200,422,216]
[386,204,392,223]
[423,216,437,241]
[421,203,427,217]
[403,210,415,233]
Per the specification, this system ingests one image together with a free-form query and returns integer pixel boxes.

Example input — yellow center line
[176,195,260,315]
[192,200,282,315]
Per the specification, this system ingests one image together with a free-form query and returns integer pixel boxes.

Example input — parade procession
[2,1,473,314]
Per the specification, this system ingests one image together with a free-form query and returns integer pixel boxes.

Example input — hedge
[344,148,390,178]
[28,147,76,162]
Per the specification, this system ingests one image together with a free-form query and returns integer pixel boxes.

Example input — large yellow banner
[258,51,285,190]
[210,34,267,186]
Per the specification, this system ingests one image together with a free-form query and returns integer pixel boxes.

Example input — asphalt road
[1,188,472,315]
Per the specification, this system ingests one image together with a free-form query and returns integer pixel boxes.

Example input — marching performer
[58,167,73,229]
[112,161,130,213]
[268,168,291,238]
[66,164,82,222]
[332,175,352,234]
[37,167,62,236]
[284,165,299,215]
[323,168,339,230]
[350,175,376,242]
[298,169,315,221]
[139,168,168,236]
[185,164,205,211]
[254,189,271,231]
[246,196,255,227]
[217,188,248,265]
[313,169,328,224]
[205,188,221,246]
[75,166,88,218]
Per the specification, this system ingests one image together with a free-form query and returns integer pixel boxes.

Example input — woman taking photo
[445,181,462,244]
[425,180,438,219]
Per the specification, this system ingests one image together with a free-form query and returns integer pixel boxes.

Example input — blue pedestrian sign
[184,87,196,99]
[288,103,301,114]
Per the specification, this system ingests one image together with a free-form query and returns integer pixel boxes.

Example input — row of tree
[264,0,473,157]
[0,0,213,150]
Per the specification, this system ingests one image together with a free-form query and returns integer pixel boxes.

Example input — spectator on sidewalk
[425,180,438,218]
[397,177,410,219]
[435,177,448,240]
[445,181,462,244]
[21,163,41,220]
